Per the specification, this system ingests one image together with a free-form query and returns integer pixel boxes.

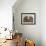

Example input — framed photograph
[21,13,36,25]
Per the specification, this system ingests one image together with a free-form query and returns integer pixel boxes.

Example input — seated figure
[25,40,35,46]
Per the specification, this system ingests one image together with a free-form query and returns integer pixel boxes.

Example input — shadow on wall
[12,0,24,10]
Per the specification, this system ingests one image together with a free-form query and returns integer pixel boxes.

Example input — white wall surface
[13,0,41,46]
[0,0,16,29]
[41,0,46,46]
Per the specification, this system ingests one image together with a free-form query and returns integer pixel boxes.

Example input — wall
[0,0,16,30]
[41,0,46,46]
[13,0,41,46]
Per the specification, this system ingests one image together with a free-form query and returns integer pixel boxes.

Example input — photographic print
[21,13,36,25]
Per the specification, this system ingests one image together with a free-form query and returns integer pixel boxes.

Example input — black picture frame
[21,13,36,25]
